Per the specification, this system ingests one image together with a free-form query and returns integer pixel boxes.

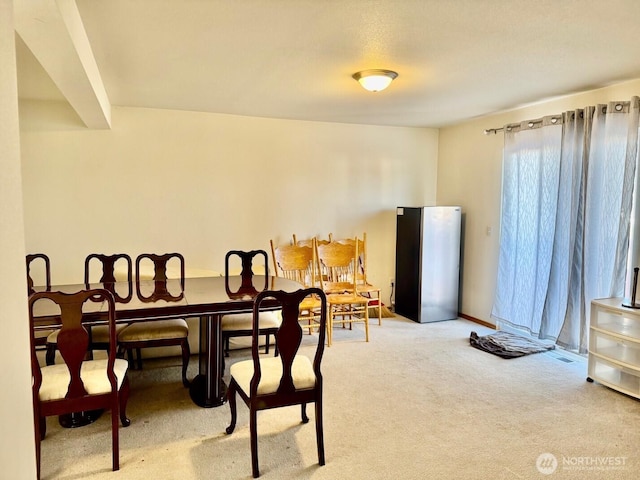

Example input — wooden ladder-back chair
[29,289,131,480]
[315,241,370,346]
[45,253,133,365]
[26,254,52,349]
[226,288,328,478]
[270,240,324,335]
[117,253,190,387]
[221,250,280,359]
[335,234,383,325]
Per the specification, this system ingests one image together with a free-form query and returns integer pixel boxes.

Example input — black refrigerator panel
[394,207,422,322]
[394,206,461,323]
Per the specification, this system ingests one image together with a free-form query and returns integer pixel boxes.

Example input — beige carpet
[39,316,640,479]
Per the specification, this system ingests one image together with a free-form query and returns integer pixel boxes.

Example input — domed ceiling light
[352,69,398,92]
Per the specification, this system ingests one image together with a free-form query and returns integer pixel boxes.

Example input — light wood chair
[335,234,383,325]
[117,253,190,387]
[315,241,370,346]
[29,289,131,480]
[226,288,328,478]
[270,240,324,335]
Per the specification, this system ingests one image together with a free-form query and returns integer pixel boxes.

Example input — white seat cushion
[38,358,128,401]
[46,324,128,344]
[221,311,281,331]
[117,319,188,342]
[90,324,129,343]
[230,355,316,395]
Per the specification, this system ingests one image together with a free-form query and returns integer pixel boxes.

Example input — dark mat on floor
[470,330,555,359]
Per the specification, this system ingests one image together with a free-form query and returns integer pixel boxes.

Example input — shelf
[590,329,640,368]
[589,298,640,399]
[591,311,640,339]
[589,354,640,399]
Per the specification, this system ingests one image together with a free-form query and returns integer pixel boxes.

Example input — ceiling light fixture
[352,69,398,92]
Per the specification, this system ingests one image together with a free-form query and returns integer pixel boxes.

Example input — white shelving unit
[588,297,640,399]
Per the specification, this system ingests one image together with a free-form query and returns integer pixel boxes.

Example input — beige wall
[0,0,37,477]
[437,78,640,324]
[19,102,439,303]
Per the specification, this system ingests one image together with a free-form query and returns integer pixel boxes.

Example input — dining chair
[315,241,370,346]
[29,289,131,480]
[26,253,50,295]
[26,254,52,349]
[226,288,328,478]
[270,240,324,335]
[334,234,384,325]
[45,253,133,365]
[116,253,190,387]
[221,250,280,358]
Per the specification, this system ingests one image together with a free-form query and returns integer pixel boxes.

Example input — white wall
[437,78,640,324]
[19,103,439,303]
[0,0,37,477]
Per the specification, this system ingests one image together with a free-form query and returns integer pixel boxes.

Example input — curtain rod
[484,118,556,135]
[484,102,627,135]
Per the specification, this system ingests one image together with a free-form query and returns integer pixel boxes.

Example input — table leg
[189,314,227,407]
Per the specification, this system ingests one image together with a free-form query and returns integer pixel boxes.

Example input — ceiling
[14,0,640,128]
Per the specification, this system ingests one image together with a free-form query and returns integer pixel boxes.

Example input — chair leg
[250,407,260,478]
[119,377,132,427]
[45,344,56,365]
[301,403,309,423]
[364,303,370,342]
[315,399,325,466]
[34,417,42,480]
[112,392,120,472]
[126,348,135,368]
[181,338,191,388]
[264,333,270,354]
[225,380,237,434]
[39,417,47,440]
[136,348,143,370]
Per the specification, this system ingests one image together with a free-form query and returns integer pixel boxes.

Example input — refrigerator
[394,206,461,323]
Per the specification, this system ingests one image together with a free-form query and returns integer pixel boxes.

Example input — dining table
[32,274,302,409]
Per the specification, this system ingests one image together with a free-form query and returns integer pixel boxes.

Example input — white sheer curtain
[492,98,640,353]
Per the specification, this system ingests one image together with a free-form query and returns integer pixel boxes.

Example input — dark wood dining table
[32,274,302,408]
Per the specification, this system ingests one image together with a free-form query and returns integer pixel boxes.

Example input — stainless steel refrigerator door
[419,207,461,322]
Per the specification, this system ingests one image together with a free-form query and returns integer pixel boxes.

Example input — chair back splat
[226,287,328,478]
[225,249,268,293]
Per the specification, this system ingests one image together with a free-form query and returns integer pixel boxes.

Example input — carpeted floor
[39,316,640,479]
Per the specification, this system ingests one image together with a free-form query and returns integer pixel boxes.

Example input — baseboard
[459,313,496,329]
